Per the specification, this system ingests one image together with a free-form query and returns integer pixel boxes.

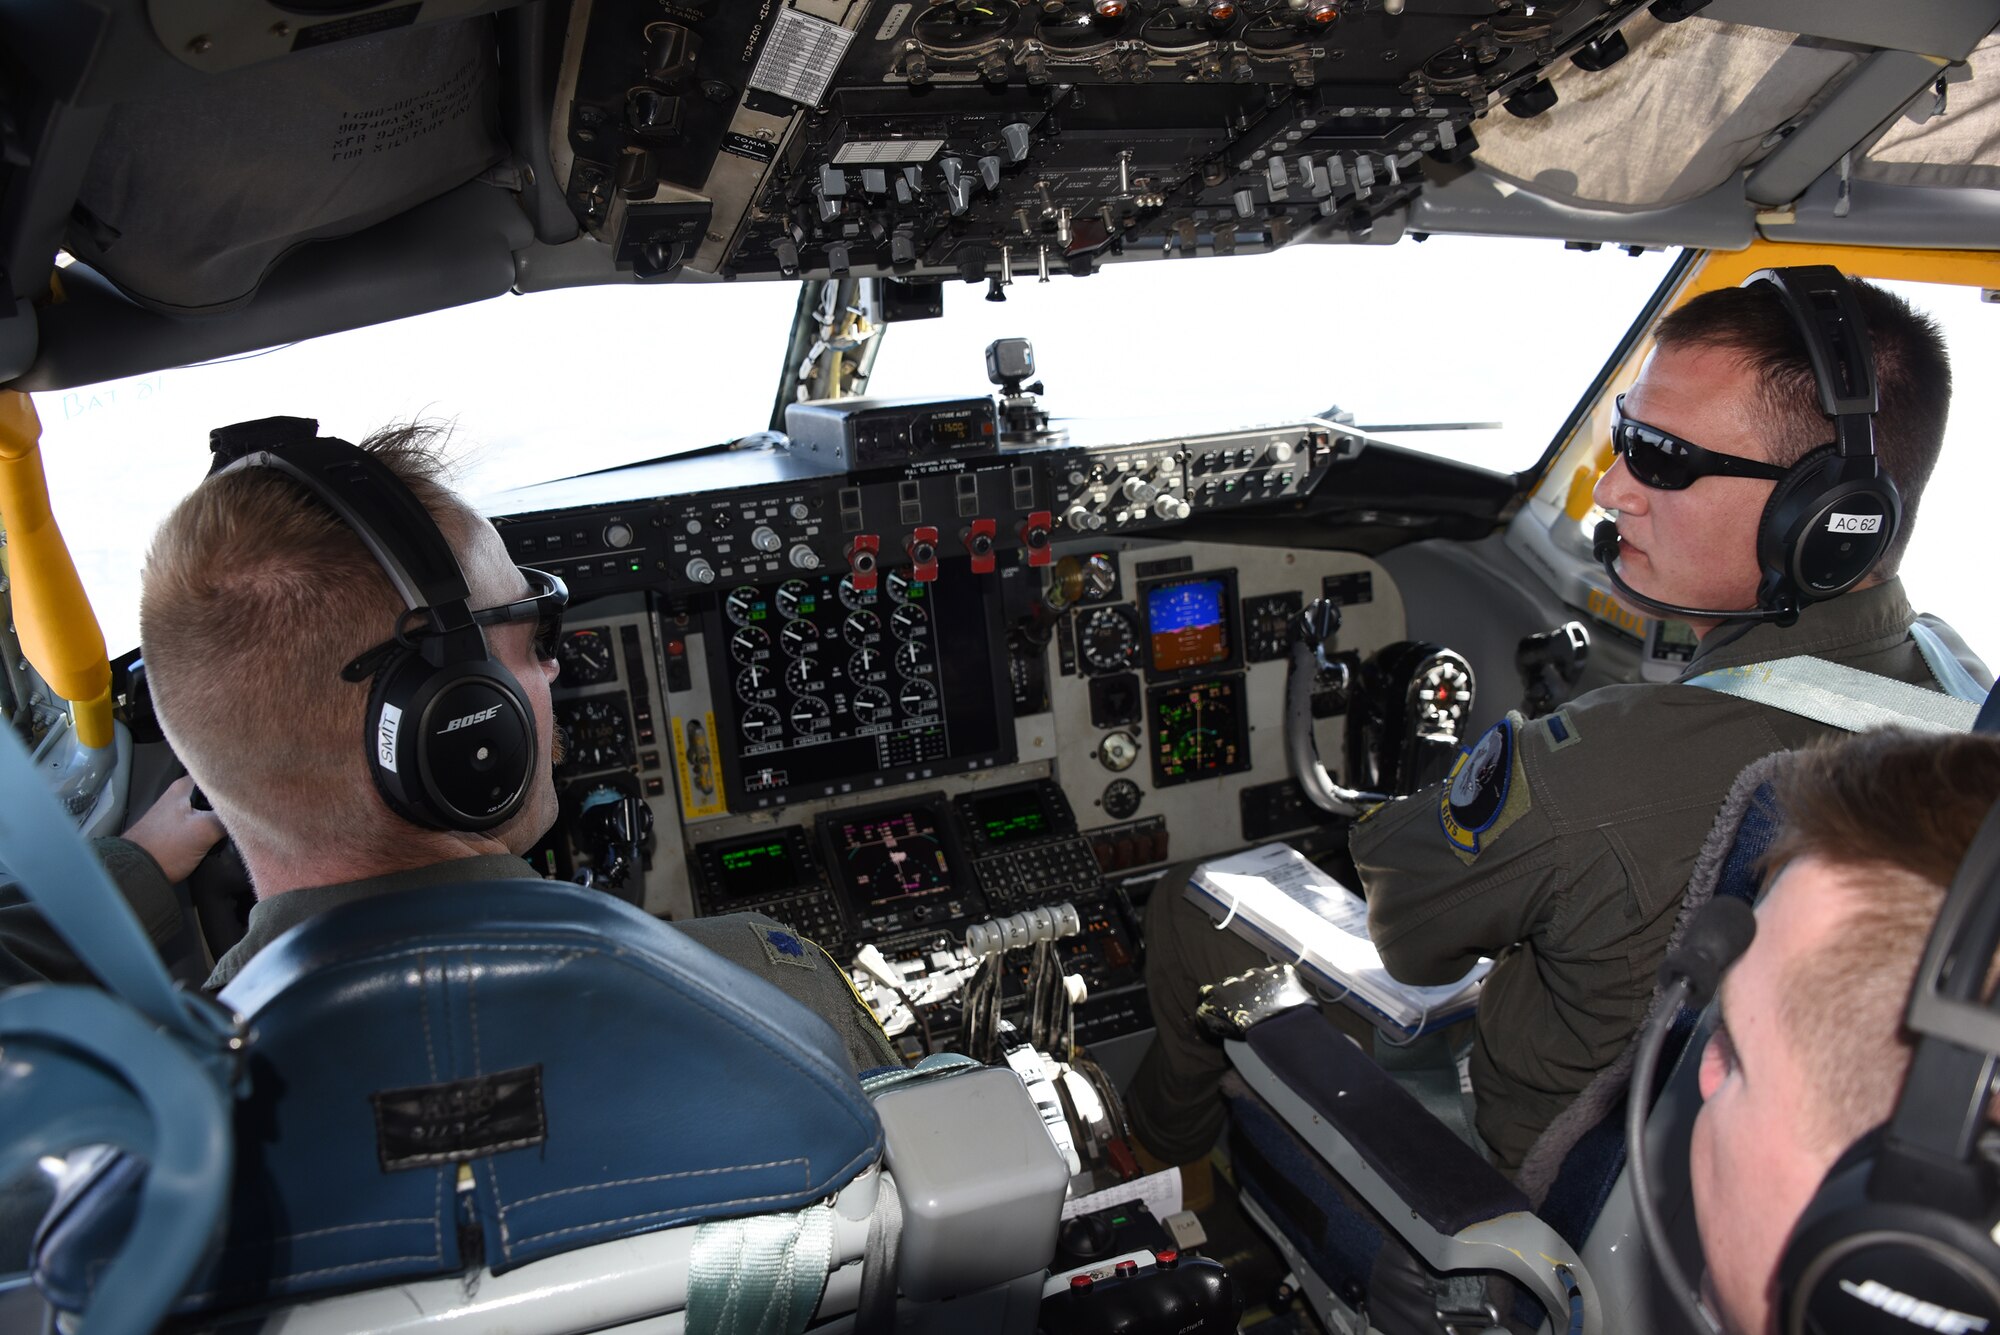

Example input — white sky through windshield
[25,239,1998,669]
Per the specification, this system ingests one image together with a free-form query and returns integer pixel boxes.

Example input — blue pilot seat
[34,878,887,1317]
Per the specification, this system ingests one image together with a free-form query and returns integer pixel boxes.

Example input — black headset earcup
[1778,1129,2000,1335]
[1756,444,1902,610]
[365,649,538,832]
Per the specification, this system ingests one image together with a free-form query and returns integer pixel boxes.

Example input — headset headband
[209,417,483,655]
[1743,265,1880,457]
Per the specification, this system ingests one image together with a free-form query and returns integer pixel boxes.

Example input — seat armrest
[1226,1008,1601,1331]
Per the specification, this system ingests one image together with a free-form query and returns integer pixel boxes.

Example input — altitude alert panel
[558,0,1647,280]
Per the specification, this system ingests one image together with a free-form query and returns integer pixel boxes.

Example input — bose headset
[207,416,542,833]
[1631,783,2000,1335]
[1593,264,1904,628]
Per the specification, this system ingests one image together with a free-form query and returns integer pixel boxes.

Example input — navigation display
[823,804,959,909]
[1149,675,1252,788]
[1146,576,1232,673]
[708,558,1015,808]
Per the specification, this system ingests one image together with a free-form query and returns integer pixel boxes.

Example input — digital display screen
[968,787,1052,846]
[1149,676,1252,788]
[709,559,1014,808]
[702,834,805,900]
[928,417,973,442]
[825,806,957,909]
[1147,578,1230,672]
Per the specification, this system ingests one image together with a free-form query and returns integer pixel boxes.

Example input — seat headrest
[37,880,882,1315]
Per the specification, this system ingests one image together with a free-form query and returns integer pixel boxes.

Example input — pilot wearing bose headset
[1630,727,2000,1335]
[0,417,898,1073]
[1130,268,1986,1181]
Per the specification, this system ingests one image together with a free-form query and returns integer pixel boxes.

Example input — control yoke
[1287,598,1390,816]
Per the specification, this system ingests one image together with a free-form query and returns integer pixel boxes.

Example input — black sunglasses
[1610,395,1792,491]
[343,566,570,682]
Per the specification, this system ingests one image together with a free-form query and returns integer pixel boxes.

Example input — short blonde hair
[139,423,474,861]
[1764,730,2000,1153]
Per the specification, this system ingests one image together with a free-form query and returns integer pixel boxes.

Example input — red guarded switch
[906,526,940,581]
[1019,511,1053,567]
[965,518,998,573]
[846,534,881,590]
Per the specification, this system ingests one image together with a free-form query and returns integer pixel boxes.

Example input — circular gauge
[736,664,777,702]
[839,574,878,610]
[790,694,831,732]
[739,703,782,745]
[886,569,918,605]
[775,579,814,619]
[913,0,1018,53]
[899,678,938,713]
[890,602,930,639]
[1412,652,1475,737]
[779,618,819,656]
[786,657,824,694]
[730,624,770,665]
[895,640,932,676]
[1102,778,1143,820]
[1098,730,1139,772]
[843,609,882,647]
[554,698,633,773]
[852,685,893,724]
[724,586,762,627]
[1079,605,1140,673]
[555,627,617,687]
[849,646,885,682]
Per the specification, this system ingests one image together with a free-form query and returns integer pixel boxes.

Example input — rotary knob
[1154,495,1191,521]
[684,557,716,585]
[751,525,782,553]
[789,543,821,570]
[1121,476,1158,505]
[603,521,635,549]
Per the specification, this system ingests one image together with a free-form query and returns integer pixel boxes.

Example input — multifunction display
[1143,573,1236,674]
[821,802,961,910]
[1149,676,1252,788]
[707,559,1014,806]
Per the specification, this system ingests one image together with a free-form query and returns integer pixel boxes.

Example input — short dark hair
[1763,729,2000,1150]
[1654,276,1950,577]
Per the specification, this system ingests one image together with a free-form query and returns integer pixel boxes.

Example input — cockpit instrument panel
[556,627,620,687]
[707,560,1015,808]
[1149,676,1251,788]
[817,796,983,938]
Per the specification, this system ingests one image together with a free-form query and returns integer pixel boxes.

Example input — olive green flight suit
[1130,578,1976,1172]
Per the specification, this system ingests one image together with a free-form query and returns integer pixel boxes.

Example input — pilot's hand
[121,776,227,882]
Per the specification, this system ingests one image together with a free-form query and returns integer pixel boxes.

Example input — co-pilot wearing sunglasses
[1127,274,1978,1223]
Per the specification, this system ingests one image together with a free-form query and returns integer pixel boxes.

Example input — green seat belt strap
[1685,622,1982,735]
[687,1203,837,1335]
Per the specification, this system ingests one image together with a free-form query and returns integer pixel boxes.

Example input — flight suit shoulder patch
[1438,717,1532,864]
[1539,709,1582,754]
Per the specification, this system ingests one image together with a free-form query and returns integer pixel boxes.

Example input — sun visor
[65,20,505,317]
[1860,32,2000,192]
[1467,16,1859,210]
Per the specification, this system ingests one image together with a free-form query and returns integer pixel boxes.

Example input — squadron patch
[1439,719,1532,863]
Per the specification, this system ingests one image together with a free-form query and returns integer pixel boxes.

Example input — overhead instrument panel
[706,559,1016,808]
[556,0,1646,281]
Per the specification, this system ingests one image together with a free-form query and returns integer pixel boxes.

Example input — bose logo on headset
[1839,1280,1990,1335]
[439,705,503,735]
[1828,513,1885,534]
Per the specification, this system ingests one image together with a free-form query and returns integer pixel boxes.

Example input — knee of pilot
[1141,859,1205,985]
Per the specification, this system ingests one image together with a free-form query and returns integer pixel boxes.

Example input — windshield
[33,237,1674,653]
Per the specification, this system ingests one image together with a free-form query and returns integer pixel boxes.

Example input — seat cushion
[36,879,881,1314]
